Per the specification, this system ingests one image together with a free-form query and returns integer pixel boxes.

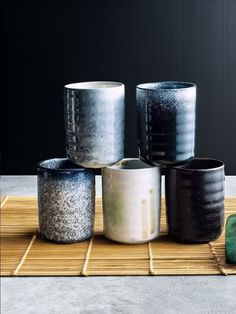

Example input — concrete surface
[1,176,236,314]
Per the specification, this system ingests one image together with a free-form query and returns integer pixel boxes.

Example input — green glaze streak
[104,193,125,226]
[142,199,148,240]
[149,189,155,235]
[225,214,236,264]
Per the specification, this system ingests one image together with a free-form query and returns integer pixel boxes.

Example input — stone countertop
[1,176,236,314]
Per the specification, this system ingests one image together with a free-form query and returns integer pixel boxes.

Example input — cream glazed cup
[102,158,161,244]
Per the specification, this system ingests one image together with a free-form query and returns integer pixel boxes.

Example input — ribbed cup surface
[137,82,196,165]
[64,82,125,168]
[165,159,225,243]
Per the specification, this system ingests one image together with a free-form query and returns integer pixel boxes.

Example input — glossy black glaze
[165,158,225,243]
[137,81,196,165]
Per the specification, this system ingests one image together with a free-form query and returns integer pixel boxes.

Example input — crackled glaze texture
[166,158,225,243]
[225,214,236,264]
[102,158,161,244]
[37,158,95,243]
[64,81,125,168]
[137,81,196,165]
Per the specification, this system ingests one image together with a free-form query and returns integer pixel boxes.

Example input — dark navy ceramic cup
[37,158,95,243]
[136,81,196,166]
[165,158,225,243]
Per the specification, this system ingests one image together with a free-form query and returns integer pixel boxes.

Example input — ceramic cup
[136,81,196,166]
[102,158,161,244]
[37,158,95,243]
[64,81,125,168]
[165,158,225,243]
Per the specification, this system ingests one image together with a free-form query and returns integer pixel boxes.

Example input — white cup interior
[65,81,123,89]
[107,158,154,171]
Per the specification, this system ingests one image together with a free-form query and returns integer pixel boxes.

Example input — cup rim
[172,158,224,172]
[37,158,86,172]
[136,81,196,91]
[64,81,124,90]
[104,158,158,172]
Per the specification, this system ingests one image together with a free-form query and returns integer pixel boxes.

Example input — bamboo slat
[1,196,236,276]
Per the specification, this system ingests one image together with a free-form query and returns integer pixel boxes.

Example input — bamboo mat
[1,196,236,276]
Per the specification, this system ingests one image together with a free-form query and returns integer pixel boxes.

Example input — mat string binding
[12,229,38,276]
[148,242,157,275]
[209,242,227,276]
[1,196,9,208]
[81,236,94,276]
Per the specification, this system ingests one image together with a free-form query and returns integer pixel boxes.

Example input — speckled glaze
[37,158,95,243]
[225,214,236,264]
[165,158,225,243]
[64,81,125,168]
[102,158,161,244]
[136,81,196,165]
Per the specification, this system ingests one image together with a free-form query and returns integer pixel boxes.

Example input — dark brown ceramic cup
[165,158,225,243]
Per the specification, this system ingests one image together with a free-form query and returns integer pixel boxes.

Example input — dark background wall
[1,0,236,174]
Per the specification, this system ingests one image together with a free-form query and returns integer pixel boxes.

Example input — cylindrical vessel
[136,81,196,165]
[102,158,161,244]
[165,158,225,243]
[37,158,95,243]
[64,81,125,168]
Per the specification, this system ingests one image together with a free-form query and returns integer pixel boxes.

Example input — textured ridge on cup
[137,81,196,165]
[64,81,125,168]
[166,158,225,243]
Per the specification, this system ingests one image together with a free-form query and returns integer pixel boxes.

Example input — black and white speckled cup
[64,81,125,168]
[165,158,225,243]
[37,158,95,243]
[136,81,196,166]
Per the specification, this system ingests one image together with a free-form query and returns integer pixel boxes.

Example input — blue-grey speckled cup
[137,81,196,165]
[64,81,125,168]
[37,158,95,243]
